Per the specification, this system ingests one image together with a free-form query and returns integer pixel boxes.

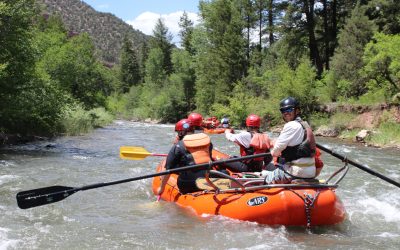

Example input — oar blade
[120,146,151,160]
[16,185,76,209]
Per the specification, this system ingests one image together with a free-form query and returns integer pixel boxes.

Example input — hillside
[37,0,150,64]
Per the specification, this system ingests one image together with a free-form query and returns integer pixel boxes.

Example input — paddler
[157,119,214,195]
[262,97,323,183]
[223,114,273,172]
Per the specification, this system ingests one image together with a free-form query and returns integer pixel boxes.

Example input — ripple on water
[0,160,15,167]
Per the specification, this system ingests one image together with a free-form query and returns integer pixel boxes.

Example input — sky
[83,0,201,45]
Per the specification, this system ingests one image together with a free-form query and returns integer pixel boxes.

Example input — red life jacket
[239,132,271,162]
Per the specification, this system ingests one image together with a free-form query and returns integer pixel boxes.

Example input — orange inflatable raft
[152,150,347,226]
[203,127,228,134]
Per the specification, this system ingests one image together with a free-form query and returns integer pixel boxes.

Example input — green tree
[144,47,167,87]
[38,33,109,108]
[329,3,376,100]
[178,11,195,55]
[150,18,173,75]
[170,48,196,113]
[362,33,400,100]
[119,36,141,92]
[196,0,247,112]
[0,0,66,135]
[365,0,400,35]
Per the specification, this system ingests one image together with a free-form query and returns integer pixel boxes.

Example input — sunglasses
[280,107,295,114]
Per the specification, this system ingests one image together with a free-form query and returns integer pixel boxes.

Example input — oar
[316,142,400,189]
[119,146,167,160]
[16,152,271,209]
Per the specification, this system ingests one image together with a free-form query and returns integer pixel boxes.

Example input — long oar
[119,146,167,160]
[316,142,400,189]
[16,152,270,209]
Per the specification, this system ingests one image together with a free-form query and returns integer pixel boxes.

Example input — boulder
[355,129,371,142]
[314,126,339,137]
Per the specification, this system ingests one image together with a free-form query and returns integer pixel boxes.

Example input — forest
[1,0,399,144]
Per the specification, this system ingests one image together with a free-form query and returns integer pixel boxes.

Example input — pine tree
[150,18,173,75]
[119,36,140,93]
[330,3,377,99]
[178,11,195,55]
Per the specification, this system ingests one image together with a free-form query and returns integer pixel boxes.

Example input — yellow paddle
[119,146,167,160]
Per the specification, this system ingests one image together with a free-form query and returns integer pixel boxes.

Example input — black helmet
[279,97,299,111]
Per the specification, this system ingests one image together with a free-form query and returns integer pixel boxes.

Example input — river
[1,120,399,249]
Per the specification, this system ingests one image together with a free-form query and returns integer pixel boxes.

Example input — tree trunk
[304,0,323,76]
[268,0,274,45]
[323,0,329,70]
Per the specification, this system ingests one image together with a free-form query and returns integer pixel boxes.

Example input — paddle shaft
[17,152,271,209]
[316,143,400,188]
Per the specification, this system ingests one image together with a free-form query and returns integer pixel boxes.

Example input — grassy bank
[310,106,400,149]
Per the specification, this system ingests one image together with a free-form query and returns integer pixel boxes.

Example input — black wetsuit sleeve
[165,144,184,170]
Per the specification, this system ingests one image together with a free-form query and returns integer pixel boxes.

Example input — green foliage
[263,59,318,116]
[330,112,357,131]
[170,49,196,113]
[150,18,173,74]
[0,0,65,135]
[361,32,400,100]
[144,47,167,87]
[61,104,114,136]
[329,3,377,99]
[369,122,400,146]
[178,11,195,55]
[37,33,109,108]
[365,0,400,34]
[309,112,330,129]
[119,36,141,92]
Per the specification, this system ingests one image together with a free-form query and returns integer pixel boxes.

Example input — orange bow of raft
[203,127,229,134]
[152,150,346,226]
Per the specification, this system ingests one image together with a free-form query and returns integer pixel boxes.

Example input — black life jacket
[280,118,316,163]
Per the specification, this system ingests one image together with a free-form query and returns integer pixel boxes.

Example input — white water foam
[0,227,20,250]
[0,160,15,167]
[72,155,91,160]
[358,197,400,223]
[0,175,18,185]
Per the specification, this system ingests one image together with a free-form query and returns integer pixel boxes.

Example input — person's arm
[271,123,299,157]
[157,145,181,196]
[224,129,235,141]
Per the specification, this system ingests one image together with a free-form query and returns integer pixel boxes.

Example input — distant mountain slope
[37,0,150,64]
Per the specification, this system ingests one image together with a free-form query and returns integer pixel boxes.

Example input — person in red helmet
[157,119,213,195]
[223,114,273,172]
[187,112,204,131]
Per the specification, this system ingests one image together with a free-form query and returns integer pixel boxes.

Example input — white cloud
[126,11,200,45]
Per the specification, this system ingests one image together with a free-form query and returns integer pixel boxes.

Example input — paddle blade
[16,185,76,209]
[120,146,152,160]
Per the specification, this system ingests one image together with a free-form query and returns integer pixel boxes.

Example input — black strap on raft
[291,189,321,228]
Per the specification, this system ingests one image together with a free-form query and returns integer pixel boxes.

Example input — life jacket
[180,133,212,165]
[280,118,316,163]
[239,132,271,162]
[314,147,324,176]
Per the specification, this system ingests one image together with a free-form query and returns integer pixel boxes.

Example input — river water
[1,120,399,249]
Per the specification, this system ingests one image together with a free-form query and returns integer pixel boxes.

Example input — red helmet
[246,114,261,128]
[187,112,203,127]
[175,119,193,132]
